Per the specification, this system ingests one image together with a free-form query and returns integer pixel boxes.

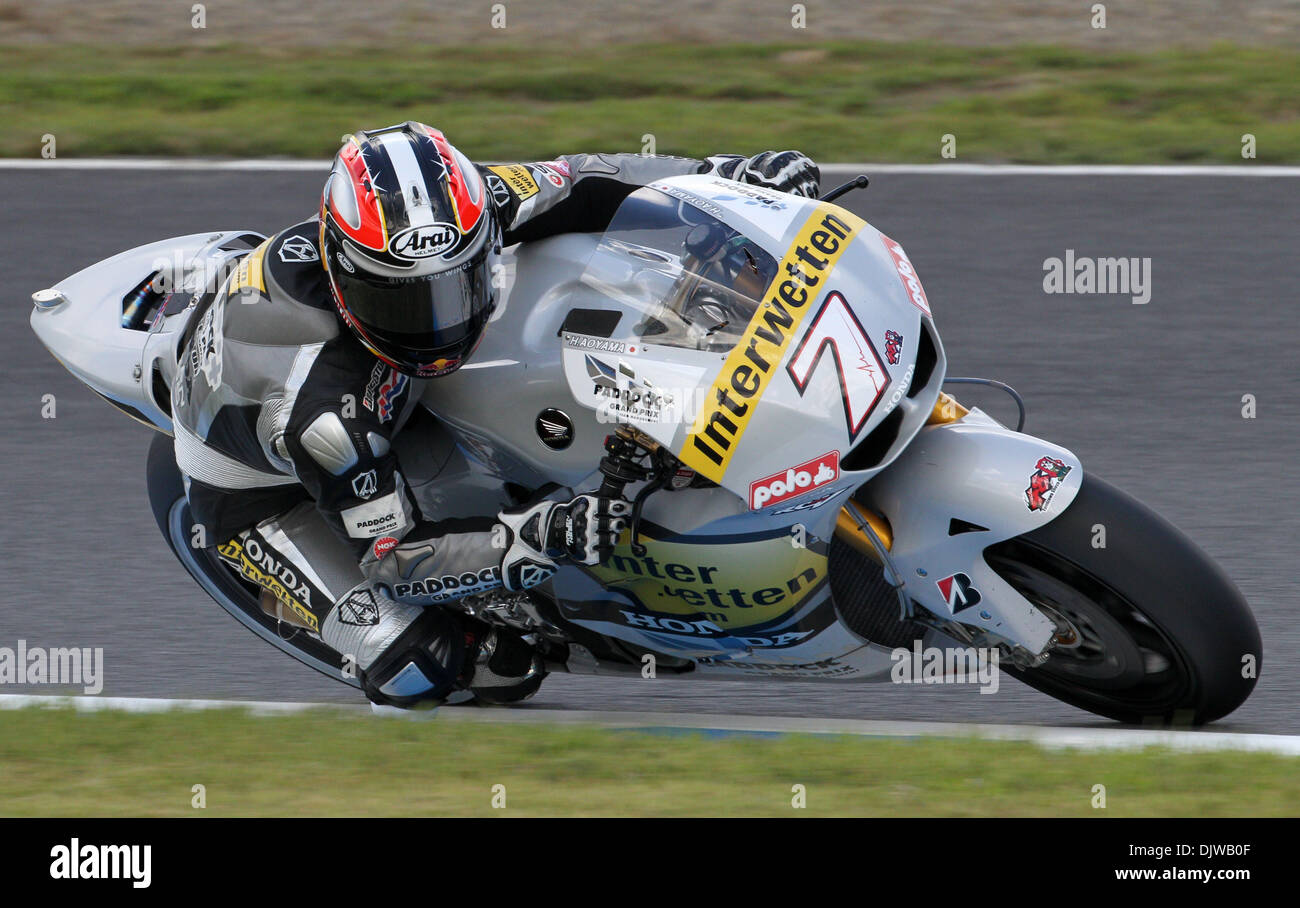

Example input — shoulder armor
[299,411,359,475]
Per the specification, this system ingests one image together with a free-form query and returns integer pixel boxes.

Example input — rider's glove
[707,150,821,199]
[497,494,632,591]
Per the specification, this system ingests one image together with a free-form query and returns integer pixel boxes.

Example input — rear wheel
[987,474,1259,725]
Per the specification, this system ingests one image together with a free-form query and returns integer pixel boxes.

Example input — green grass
[2,41,1300,162]
[0,706,1296,816]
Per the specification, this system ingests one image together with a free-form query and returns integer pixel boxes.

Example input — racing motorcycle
[29,172,1261,724]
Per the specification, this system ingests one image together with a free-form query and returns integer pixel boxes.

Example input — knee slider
[360,606,466,708]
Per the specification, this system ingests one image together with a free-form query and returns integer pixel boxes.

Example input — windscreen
[580,186,779,353]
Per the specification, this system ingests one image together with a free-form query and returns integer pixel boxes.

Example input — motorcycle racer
[171,121,821,708]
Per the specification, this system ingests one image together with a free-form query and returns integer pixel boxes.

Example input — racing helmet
[320,122,499,377]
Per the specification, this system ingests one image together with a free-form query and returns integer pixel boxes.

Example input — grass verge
[0,706,1296,816]
[3,41,1300,162]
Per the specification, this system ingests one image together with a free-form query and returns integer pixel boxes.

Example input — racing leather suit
[172,150,820,706]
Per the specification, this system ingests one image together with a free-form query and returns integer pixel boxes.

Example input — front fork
[832,392,1082,666]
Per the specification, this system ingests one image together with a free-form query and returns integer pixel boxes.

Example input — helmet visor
[331,243,495,376]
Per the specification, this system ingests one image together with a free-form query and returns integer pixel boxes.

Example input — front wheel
[986,474,1260,725]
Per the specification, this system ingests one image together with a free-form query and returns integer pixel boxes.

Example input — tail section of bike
[30,230,264,435]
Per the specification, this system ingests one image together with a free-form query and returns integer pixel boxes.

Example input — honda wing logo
[535,408,574,450]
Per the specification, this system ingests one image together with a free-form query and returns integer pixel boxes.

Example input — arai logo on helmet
[389,222,460,260]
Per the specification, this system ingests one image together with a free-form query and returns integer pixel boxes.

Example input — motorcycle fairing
[587,519,828,623]
[559,340,708,442]
[563,176,942,514]
[552,550,898,675]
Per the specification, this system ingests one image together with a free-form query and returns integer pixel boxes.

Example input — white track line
[0,694,352,716]
[0,158,330,171]
[827,163,1300,177]
[2,694,1297,755]
[2,158,1299,176]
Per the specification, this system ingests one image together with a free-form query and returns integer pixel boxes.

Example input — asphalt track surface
[2,164,1297,733]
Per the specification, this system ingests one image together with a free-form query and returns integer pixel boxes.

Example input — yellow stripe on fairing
[677,203,866,482]
[228,239,269,294]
